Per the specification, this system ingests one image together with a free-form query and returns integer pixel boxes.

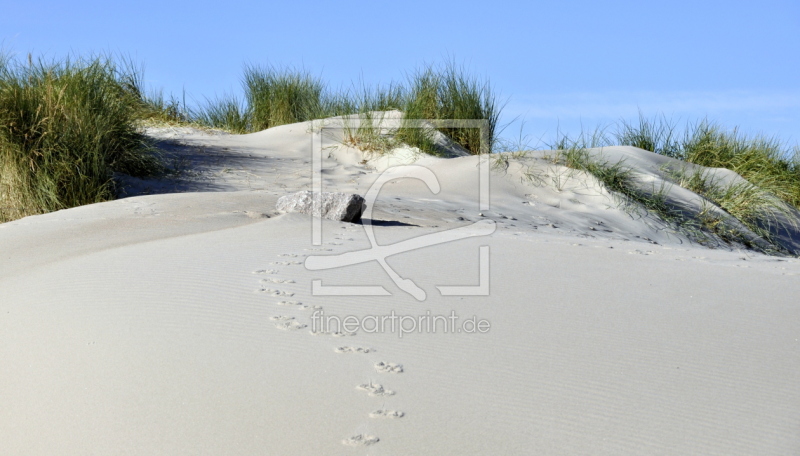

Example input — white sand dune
[2,115,799,455]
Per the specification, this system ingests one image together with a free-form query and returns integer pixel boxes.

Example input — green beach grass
[542,115,800,254]
[615,114,800,209]
[194,62,500,156]
[0,54,163,222]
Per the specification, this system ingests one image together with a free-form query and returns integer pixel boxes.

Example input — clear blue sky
[3,0,799,148]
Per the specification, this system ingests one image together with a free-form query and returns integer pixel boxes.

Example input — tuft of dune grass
[398,62,500,155]
[0,53,161,222]
[194,62,500,156]
[194,93,250,134]
[614,114,800,211]
[244,64,326,131]
[545,117,800,254]
[666,166,796,250]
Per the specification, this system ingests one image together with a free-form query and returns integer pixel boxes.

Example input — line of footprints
[251,224,404,448]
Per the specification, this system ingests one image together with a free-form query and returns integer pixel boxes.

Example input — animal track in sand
[335,346,372,354]
[357,381,395,396]
[369,410,404,419]
[374,362,403,374]
[274,320,307,330]
[259,288,294,297]
[342,434,379,446]
[252,269,278,274]
[270,316,307,331]
[260,277,296,284]
[277,300,320,311]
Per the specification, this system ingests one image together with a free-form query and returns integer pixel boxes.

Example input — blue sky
[3,0,799,148]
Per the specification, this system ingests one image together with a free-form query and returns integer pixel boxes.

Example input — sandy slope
[1,116,799,455]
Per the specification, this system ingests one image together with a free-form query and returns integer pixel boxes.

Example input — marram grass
[195,62,501,156]
[547,118,800,254]
[614,114,800,211]
[0,54,161,222]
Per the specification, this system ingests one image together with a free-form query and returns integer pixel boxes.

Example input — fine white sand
[2,115,799,455]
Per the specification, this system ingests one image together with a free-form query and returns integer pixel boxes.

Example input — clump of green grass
[194,65,328,133]
[667,167,795,250]
[194,94,250,134]
[335,82,406,154]
[399,62,500,155]
[0,53,161,222]
[681,121,800,209]
[340,111,401,154]
[614,114,800,211]
[331,80,406,115]
[615,112,682,158]
[244,64,326,130]
[195,62,501,156]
